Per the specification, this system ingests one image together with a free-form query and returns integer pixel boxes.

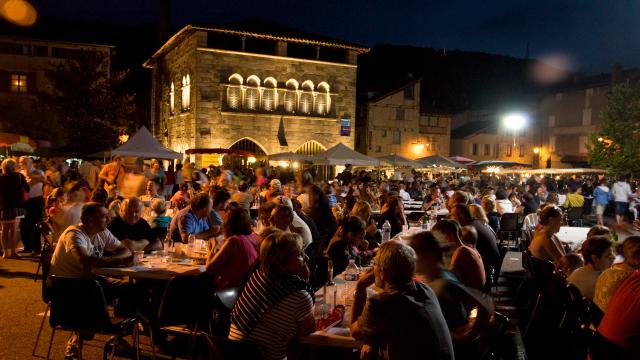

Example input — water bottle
[343,259,359,307]
[163,234,173,258]
[420,214,430,230]
[429,212,437,230]
[381,220,391,242]
[323,260,337,308]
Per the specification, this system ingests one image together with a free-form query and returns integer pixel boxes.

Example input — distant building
[450,110,535,165]
[0,35,112,134]
[538,65,640,168]
[144,20,369,166]
[356,78,451,159]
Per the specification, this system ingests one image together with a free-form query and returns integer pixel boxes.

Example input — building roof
[450,120,497,139]
[144,18,369,68]
[0,34,114,49]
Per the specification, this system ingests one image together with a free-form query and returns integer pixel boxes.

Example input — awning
[185,148,255,157]
[0,132,38,153]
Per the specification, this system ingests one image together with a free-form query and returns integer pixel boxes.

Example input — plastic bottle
[323,260,337,309]
[429,211,437,230]
[421,214,430,230]
[381,220,391,242]
[188,234,196,256]
[163,234,173,258]
[343,259,359,308]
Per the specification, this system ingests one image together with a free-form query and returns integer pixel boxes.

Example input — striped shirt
[229,290,312,360]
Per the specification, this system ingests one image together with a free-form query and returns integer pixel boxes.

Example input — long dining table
[93,258,206,281]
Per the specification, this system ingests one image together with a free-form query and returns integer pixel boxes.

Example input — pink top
[450,245,486,290]
[212,233,258,289]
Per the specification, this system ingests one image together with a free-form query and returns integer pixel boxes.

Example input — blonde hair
[1,158,16,173]
[481,195,497,214]
[469,203,489,225]
[259,232,303,275]
[351,200,372,221]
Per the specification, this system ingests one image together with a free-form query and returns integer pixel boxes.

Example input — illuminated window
[262,77,277,111]
[284,79,298,113]
[10,74,27,93]
[244,75,261,111]
[300,80,314,114]
[227,74,243,110]
[315,82,330,115]
[181,74,191,111]
[169,82,175,114]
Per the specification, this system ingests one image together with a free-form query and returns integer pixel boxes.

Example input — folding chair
[497,213,520,249]
[34,220,54,281]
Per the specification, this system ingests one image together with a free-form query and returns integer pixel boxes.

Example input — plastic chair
[47,275,137,360]
[497,213,520,249]
[137,273,214,360]
[34,220,54,281]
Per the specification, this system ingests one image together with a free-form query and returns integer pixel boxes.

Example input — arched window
[244,75,260,111]
[299,80,314,114]
[226,73,243,110]
[315,82,330,115]
[181,74,191,111]
[169,82,175,115]
[284,79,298,114]
[262,77,277,111]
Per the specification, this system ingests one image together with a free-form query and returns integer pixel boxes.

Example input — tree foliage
[41,51,136,154]
[587,83,640,176]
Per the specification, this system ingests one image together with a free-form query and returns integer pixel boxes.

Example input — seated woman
[480,196,500,234]
[149,199,171,239]
[206,207,258,289]
[46,187,68,241]
[376,195,405,238]
[568,235,614,300]
[594,236,640,312]
[409,231,493,360]
[432,219,485,291]
[170,183,192,210]
[350,200,381,248]
[325,216,368,275]
[229,231,315,360]
[529,205,566,263]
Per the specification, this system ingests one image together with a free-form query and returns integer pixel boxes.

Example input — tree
[587,83,640,176]
[41,51,136,154]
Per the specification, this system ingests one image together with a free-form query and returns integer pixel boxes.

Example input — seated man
[49,202,134,358]
[108,197,162,252]
[350,241,454,360]
[168,192,217,243]
[208,188,231,237]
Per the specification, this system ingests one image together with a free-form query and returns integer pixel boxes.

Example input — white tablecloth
[555,226,589,252]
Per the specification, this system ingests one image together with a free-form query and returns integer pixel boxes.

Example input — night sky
[28,0,640,73]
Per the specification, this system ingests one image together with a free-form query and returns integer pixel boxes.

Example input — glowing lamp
[533,147,540,154]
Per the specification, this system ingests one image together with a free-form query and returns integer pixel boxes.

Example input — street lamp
[503,113,527,146]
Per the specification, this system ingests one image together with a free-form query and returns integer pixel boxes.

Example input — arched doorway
[229,138,267,156]
[295,140,326,156]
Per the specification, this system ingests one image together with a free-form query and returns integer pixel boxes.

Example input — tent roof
[415,154,466,168]
[377,154,419,167]
[472,160,532,168]
[314,143,380,166]
[112,126,182,159]
[268,152,312,162]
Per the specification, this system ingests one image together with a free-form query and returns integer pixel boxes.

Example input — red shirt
[450,245,486,291]
[598,269,640,351]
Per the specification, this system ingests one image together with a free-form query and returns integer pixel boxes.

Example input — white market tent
[377,154,420,168]
[497,168,608,175]
[111,126,182,159]
[313,142,380,166]
[268,151,312,162]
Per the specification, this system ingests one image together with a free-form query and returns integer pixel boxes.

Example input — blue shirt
[169,206,209,243]
[593,186,611,206]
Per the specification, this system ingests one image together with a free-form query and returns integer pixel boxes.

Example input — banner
[340,118,351,136]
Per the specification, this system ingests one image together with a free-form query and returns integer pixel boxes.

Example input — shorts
[615,202,628,215]
[595,205,606,215]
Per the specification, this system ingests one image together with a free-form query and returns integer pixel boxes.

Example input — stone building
[144,20,369,166]
[356,78,451,159]
[538,65,640,168]
[450,110,535,165]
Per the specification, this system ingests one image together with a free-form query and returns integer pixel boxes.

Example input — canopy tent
[471,160,532,168]
[449,155,476,165]
[111,126,182,159]
[313,143,380,166]
[495,168,608,175]
[415,154,466,169]
[0,132,38,153]
[377,154,420,167]
[268,151,312,162]
[185,148,254,157]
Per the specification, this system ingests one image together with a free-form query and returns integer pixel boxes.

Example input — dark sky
[29,0,640,73]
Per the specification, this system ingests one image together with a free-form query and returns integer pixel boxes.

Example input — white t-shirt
[50,225,122,279]
[399,189,412,201]
[21,166,45,198]
[496,199,514,215]
[568,266,601,300]
[611,181,632,202]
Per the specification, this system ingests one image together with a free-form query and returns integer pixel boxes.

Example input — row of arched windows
[169,74,191,114]
[226,74,332,115]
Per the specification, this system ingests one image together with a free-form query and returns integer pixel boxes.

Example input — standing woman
[593,178,611,226]
[0,159,29,259]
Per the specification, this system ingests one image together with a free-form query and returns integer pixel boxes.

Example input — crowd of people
[1,154,640,359]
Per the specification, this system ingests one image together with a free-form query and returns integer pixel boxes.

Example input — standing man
[98,155,126,193]
[18,156,45,255]
[350,241,454,360]
[611,175,632,226]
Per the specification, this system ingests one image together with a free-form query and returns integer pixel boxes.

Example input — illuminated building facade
[145,21,368,165]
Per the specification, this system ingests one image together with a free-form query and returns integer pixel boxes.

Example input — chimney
[159,0,171,45]
[611,63,622,85]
